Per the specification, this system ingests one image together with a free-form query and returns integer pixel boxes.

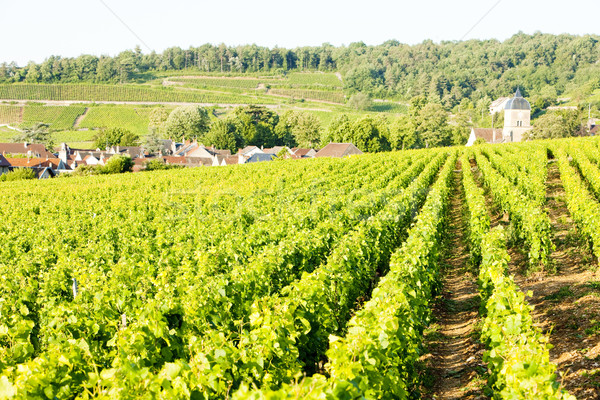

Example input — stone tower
[502,88,532,142]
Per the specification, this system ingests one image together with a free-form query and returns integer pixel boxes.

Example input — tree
[144,159,180,171]
[12,123,54,148]
[93,127,139,149]
[25,62,41,83]
[322,114,352,144]
[148,108,170,133]
[165,106,210,141]
[414,103,453,148]
[144,128,165,155]
[347,93,372,111]
[275,111,321,148]
[348,116,390,153]
[525,110,585,140]
[0,168,36,182]
[231,105,279,147]
[101,155,134,174]
[388,116,418,150]
[203,119,240,153]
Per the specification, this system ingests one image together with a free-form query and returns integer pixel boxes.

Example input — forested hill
[1,32,599,108]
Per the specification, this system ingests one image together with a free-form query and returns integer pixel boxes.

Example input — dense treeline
[1,32,599,107]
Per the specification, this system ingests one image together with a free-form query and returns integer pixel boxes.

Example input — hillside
[2,32,599,108]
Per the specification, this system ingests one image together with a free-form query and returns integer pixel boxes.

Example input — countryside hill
[0,32,599,149]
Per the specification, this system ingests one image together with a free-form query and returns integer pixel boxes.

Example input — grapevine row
[475,150,553,270]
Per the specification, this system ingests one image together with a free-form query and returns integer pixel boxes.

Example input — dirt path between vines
[473,155,600,399]
[423,163,487,400]
[72,107,89,129]
[507,161,600,400]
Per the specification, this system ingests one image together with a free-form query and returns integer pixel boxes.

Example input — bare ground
[474,157,600,399]
[422,163,487,400]
[507,162,600,400]
[72,107,89,129]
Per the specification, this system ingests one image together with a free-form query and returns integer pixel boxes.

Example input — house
[292,148,317,158]
[315,143,363,158]
[240,146,265,157]
[502,88,532,142]
[0,142,54,158]
[32,167,56,179]
[247,153,277,163]
[467,89,532,145]
[465,128,504,146]
[0,154,10,176]
[262,146,291,155]
[4,157,70,175]
[489,97,510,115]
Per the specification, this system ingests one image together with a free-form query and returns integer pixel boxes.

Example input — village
[0,140,364,179]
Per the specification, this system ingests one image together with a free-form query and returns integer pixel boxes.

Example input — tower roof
[504,88,531,111]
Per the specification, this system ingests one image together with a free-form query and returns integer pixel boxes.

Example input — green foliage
[348,116,390,152]
[143,128,165,156]
[476,149,554,271]
[275,110,321,148]
[102,155,134,174]
[478,227,575,400]
[526,109,586,140]
[144,159,180,171]
[231,105,279,147]
[460,151,490,265]
[554,142,600,262]
[12,123,54,148]
[203,119,240,153]
[148,107,170,132]
[0,168,36,182]
[0,84,278,105]
[165,106,210,141]
[347,93,372,110]
[93,127,139,149]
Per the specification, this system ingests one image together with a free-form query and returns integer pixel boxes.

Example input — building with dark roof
[246,153,277,163]
[502,88,532,142]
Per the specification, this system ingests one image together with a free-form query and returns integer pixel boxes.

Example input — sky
[1,0,599,66]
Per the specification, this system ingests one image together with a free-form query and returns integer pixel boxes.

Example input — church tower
[502,88,532,142]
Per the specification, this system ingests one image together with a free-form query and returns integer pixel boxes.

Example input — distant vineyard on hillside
[22,105,86,131]
[268,88,346,103]
[0,105,22,124]
[0,84,278,105]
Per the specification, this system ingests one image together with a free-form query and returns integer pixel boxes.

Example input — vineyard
[77,106,155,136]
[0,84,278,105]
[1,138,600,399]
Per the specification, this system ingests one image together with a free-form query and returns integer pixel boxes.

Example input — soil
[508,161,600,400]
[423,162,487,400]
[72,107,89,129]
[473,156,600,399]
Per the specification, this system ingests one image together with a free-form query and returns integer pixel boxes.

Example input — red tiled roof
[0,142,54,158]
[163,156,188,165]
[223,156,239,165]
[315,143,363,158]
[472,128,503,143]
[5,158,50,167]
[293,148,314,157]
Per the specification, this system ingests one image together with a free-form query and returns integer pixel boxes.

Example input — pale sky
[2,0,598,66]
